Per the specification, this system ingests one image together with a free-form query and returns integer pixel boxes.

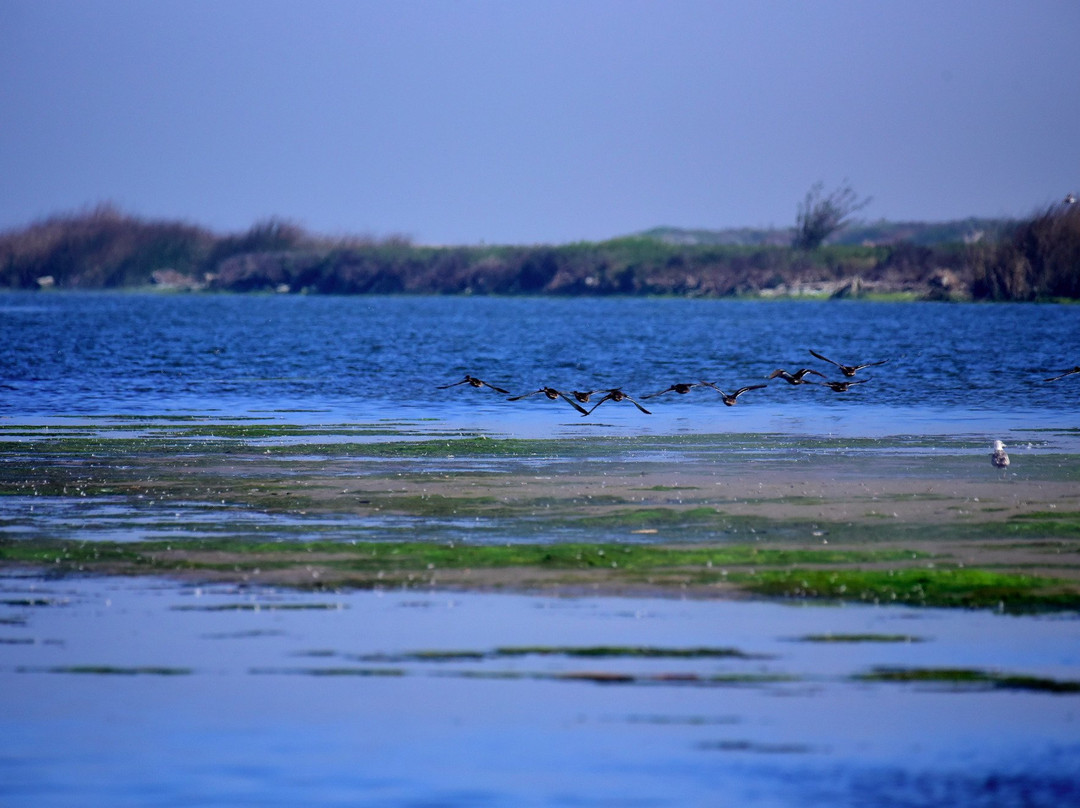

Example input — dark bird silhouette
[768,368,826,385]
[1044,366,1080,382]
[815,378,869,392]
[991,440,1010,477]
[642,382,704,399]
[702,382,767,406]
[507,387,589,415]
[584,389,652,415]
[809,349,889,377]
[569,390,601,404]
[436,374,510,394]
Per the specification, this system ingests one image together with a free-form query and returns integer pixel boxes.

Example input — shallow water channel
[2,571,1078,807]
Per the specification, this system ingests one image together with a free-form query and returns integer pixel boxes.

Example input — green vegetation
[7,201,1077,299]
[248,666,795,686]
[0,205,993,299]
[734,567,1080,612]
[491,646,763,659]
[969,198,1080,300]
[23,666,193,676]
[854,667,1080,693]
[0,538,930,574]
[249,667,406,678]
[1006,510,1080,536]
[3,537,1078,612]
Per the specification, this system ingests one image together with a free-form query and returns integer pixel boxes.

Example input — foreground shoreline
[3,420,1079,611]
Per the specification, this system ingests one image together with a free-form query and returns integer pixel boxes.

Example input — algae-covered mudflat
[3,417,1080,611]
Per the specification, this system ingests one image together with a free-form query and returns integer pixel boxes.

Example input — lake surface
[3,573,1079,808]
[2,292,1080,806]
[2,292,1078,439]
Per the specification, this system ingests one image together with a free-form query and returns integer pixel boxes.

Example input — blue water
[2,575,1079,808]
[2,292,1078,437]
[3,292,1080,807]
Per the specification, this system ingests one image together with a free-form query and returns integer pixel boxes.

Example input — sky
[2,0,1079,245]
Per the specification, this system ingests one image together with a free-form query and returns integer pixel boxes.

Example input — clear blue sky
[2,0,1078,245]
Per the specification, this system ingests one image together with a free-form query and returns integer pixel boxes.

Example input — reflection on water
[1,573,1078,807]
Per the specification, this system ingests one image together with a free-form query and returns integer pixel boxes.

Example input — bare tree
[793,181,872,249]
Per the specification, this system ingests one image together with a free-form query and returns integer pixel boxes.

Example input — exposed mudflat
[3,424,1079,608]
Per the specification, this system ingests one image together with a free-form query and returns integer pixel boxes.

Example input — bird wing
[809,349,841,367]
[626,396,652,414]
[642,386,675,399]
[1044,367,1080,382]
[436,379,467,389]
[557,393,590,415]
[584,393,615,415]
[734,384,767,397]
[507,389,542,401]
[484,382,511,394]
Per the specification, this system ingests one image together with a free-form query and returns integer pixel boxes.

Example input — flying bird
[507,387,589,415]
[569,390,601,404]
[643,382,704,399]
[584,389,652,415]
[990,440,1010,477]
[815,378,869,392]
[768,368,826,385]
[1044,366,1080,382]
[809,349,889,377]
[436,374,510,394]
[702,382,767,406]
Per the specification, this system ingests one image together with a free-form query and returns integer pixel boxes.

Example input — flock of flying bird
[437,348,893,417]
[439,350,1080,417]
[439,350,1080,474]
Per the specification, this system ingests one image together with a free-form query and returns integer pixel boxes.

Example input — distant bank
[2,203,1077,301]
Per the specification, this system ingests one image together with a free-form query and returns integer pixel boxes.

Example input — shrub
[793,181,872,250]
[0,204,215,289]
[970,200,1080,300]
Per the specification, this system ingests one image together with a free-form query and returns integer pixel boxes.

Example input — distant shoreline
[3,204,1077,301]
[11,285,1078,304]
